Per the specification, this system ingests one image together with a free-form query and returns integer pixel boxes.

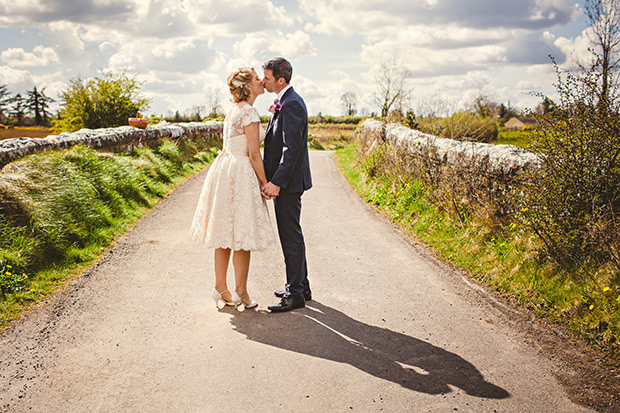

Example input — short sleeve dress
[189,103,274,251]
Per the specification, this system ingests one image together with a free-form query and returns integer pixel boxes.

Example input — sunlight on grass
[0,137,219,327]
[336,141,620,354]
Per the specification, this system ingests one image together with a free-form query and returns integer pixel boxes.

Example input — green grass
[0,137,219,327]
[495,130,536,148]
[336,142,620,355]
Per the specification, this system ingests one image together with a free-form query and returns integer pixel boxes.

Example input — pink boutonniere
[268,103,282,113]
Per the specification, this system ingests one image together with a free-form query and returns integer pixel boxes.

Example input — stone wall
[359,119,539,179]
[0,121,224,169]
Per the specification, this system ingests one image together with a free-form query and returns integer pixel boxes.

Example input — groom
[261,57,312,313]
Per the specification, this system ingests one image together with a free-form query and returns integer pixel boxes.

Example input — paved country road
[0,151,617,412]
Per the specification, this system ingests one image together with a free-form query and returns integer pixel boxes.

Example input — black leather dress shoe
[268,296,305,313]
[274,290,312,301]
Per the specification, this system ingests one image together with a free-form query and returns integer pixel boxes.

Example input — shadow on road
[229,301,510,398]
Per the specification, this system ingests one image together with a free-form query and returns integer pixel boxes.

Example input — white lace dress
[190,103,274,251]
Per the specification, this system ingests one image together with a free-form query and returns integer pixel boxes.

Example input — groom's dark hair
[263,57,292,84]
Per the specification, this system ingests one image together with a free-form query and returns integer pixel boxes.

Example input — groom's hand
[262,182,280,199]
[260,183,271,200]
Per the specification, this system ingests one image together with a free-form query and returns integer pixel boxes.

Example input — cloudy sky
[0,0,593,117]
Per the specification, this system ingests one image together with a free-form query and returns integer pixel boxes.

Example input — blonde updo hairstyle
[227,67,253,103]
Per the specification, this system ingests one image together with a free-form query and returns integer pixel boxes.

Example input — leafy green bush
[342,135,620,354]
[54,72,150,132]
[0,137,219,296]
[519,65,620,273]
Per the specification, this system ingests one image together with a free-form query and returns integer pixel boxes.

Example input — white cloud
[233,30,316,63]
[301,0,578,35]
[0,66,35,89]
[125,0,195,38]
[40,21,86,56]
[554,27,595,70]
[288,73,368,116]
[183,0,293,35]
[358,24,566,82]
[329,70,349,78]
[1,45,60,68]
[278,31,317,58]
[0,0,133,26]
[108,37,221,74]
[516,79,540,90]
[293,74,331,115]
[0,0,590,117]
[0,0,288,39]
[99,42,116,52]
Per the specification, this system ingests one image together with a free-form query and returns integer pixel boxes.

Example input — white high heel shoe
[232,291,258,311]
[211,289,240,308]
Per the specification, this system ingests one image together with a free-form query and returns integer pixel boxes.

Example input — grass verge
[336,141,620,356]
[0,137,219,327]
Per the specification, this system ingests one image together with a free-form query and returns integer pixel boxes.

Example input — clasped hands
[261,182,280,200]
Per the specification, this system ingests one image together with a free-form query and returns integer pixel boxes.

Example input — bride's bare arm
[245,122,268,186]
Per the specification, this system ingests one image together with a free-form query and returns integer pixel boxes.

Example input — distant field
[260,122,358,150]
[495,130,535,148]
[308,123,357,150]
[0,126,54,140]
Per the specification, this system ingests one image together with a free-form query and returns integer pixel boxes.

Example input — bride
[190,67,274,310]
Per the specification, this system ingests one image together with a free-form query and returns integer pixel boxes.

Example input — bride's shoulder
[238,102,257,113]
[239,103,259,118]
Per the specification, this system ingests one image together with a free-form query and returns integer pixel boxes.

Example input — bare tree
[584,0,620,109]
[467,93,498,118]
[205,87,222,118]
[183,104,204,122]
[340,92,357,116]
[415,93,454,118]
[371,58,412,118]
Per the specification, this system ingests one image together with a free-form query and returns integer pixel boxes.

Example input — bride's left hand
[262,182,280,199]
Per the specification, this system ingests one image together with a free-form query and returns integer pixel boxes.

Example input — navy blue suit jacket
[263,87,312,194]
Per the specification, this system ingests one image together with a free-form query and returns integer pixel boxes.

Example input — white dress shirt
[276,85,292,102]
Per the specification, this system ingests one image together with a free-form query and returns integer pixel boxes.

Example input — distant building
[504,117,538,131]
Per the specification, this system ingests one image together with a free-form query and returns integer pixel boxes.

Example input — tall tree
[535,97,556,115]
[340,92,357,116]
[371,58,412,118]
[9,93,26,125]
[584,0,620,110]
[0,84,10,118]
[498,101,519,121]
[26,86,54,126]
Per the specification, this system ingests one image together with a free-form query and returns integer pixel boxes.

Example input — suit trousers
[273,192,309,299]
